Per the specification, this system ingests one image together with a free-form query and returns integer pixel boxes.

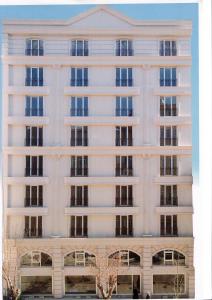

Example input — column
[52,246,63,298]
[142,245,152,298]
[187,246,195,298]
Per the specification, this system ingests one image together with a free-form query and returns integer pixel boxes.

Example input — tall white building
[2,5,194,299]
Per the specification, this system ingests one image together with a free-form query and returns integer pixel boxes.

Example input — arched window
[64,251,96,267]
[20,251,52,267]
[108,250,140,266]
[152,249,185,266]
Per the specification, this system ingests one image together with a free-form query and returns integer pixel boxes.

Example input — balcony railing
[70,168,88,177]
[115,197,133,206]
[25,79,43,87]
[70,231,88,238]
[116,49,134,56]
[70,139,88,147]
[24,228,42,238]
[160,79,177,87]
[160,167,178,176]
[116,79,133,87]
[160,232,178,237]
[70,109,88,116]
[25,48,44,56]
[160,197,178,206]
[71,49,89,56]
[115,168,133,177]
[159,48,177,56]
[25,108,44,116]
[25,138,43,147]
[115,138,133,146]
[25,168,43,177]
[160,138,178,146]
[116,227,133,237]
[115,109,133,117]
[160,107,177,117]
[70,79,88,87]
[24,198,43,207]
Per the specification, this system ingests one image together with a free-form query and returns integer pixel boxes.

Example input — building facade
[2,5,194,298]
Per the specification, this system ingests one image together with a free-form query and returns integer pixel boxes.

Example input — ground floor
[4,237,195,299]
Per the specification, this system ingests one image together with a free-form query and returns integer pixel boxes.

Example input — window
[70,156,88,176]
[116,68,133,87]
[25,67,43,86]
[116,40,133,56]
[160,215,178,236]
[116,96,133,116]
[153,274,185,295]
[116,185,133,206]
[21,276,52,295]
[109,250,140,266]
[71,186,88,206]
[152,250,185,266]
[25,96,43,116]
[160,41,177,56]
[20,251,52,267]
[24,216,42,238]
[64,251,95,266]
[25,39,44,56]
[25,156,43,176]
[65,276,96,294]
[160,68,176,86]
[160,126,177,146]
[160,96,177,116]
[71,68,88,86]
[70,126,88,146]
[70,216,88,237]
[25,126,43,146]
[114,275,140,295]
[116,215,133,237]
[71,40,88,56]
[160,185,178,206]
[116,126,133,146]
[71,97,88,116]
[116,156,133,176]
[25,185,43,207]
[160,155,177,176]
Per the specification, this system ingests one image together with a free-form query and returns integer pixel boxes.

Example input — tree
[173,252,185,298]
[2,239,21,300]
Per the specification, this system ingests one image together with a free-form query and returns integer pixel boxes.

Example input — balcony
[155,206,193,214]
[64,86,140,96]
[65,206,139,216]
[6,86,49,96]
[154,176,192,185]
[5,176,49,185]
[6,116,49,126]
[64,176,140,185]
[64,116,139,126]
[6,207,48,216]
[24,228,42,238]
[156,116,192,126]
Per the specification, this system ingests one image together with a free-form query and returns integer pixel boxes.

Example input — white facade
[2,5,194,299]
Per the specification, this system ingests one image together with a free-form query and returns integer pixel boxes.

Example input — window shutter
[39,68,43,86]
[84,68,88,86]
[115,186,120,207]
[116,68,120,86]
[71,156,76,176]
[24,216,30,237]
[173,185,178,206]
[160,185,165,206]
[172,68,177,86]
[39,128,43,146]
[172,41,177,56]
[84,41,89,56]
[116,97,120,116]
[84,156,88,176]
[173,215,178,236]
[83,216,88,236]
[84,186,88,206]
[128,185,133,206]
[25,186,30,207]
[116,127,120,146]
[159,41,164,56]
[39,40,44,56]
[116,40,120,56]
[39,156,43,176]
[26,68,31,86]
[38,216,42,237]
[26,39,31,55]
[160,126,164,146]
[160,68,164,86]
[128,40,133,56]
[160,215,165,236]
[71,68,75,86]
[26,96,31,116]
[84,127,88,146]
[25,126,30,146]
[71,40,76,56]
[160,156,164,176]
[70,216,75,237]
[116,156,120,176]
[38,186,43,206]
[71,186,75,206]
[25,156,30,176]
[84,97,88,116]
[128,126,133,146]
[128,215,133,236]
[173,155,177,175]
[116,216,120,236]
[128,68,133,86]
[70,126,76,146]
[128,156,133,173]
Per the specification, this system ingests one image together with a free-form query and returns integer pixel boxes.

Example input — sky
[0,3,199,180]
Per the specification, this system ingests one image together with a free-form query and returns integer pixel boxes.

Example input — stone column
[187,245,195,298]
[52,245,63,298]
[142,245,152,298]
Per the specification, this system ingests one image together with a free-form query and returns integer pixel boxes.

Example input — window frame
[71,40,89,56]
[116,96,133,116]
[26,96,43,116]
[160,96,177,117]
[70,97,88,116]
[160,67,177,87]
[160,125,177,146]
[26,39,44,56]
[116,68,133,87]
[160,215,178,236]
[116,39,133,56]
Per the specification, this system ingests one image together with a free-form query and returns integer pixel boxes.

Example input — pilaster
[52,246,63,298]
[142,245,152,298]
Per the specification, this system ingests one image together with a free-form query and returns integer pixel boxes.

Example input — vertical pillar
[187,246,195,298]
[96,246,107,299]
[142,245,152,298]
[52,245,63,298]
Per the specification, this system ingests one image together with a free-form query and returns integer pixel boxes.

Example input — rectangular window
[160,215,178,236]
[116,126,133,146]
[25,67,43,86]
[25,96,43,116]
[160,155,177,176]
[71,40,89,56]
[70,156,88,176]
[65,276,96,294]
[25,156,43,176]
[116,156,133,176]
[116,68,133,87]
[160,96,177,116]
[160,68,176,86]
[70,216,88,237]
[21,276,52,294]
[116,96,133,116]
[70,68,88,86]
[160,126,177,146]
[160,185,178,206]
[25,186,43,207]
[159,41,177,56]
[71,186,88,206]
[25,39,44,56]
[24,216,42,238]
[116,215,133,237]
[70,126,88,146]
[70,97,88,116]
[116,40,133,56]
[25,126,43,146]
[114,275,140,295]
[153,274,185,295]
[116,185,133,206]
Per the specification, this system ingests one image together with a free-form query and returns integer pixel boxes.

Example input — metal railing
[24,228,42,238]
[25,108,44,116]
[25,79,44,87]
[70,168,88,177]
[115,138,133,146]
[70,79,88,87]
[160,167,178,176]
[115,168,133,176]
[70,109,88,116]
[160,197,178,206]
[70,139,88,147]
[115,109,133,116]
[25,48,44,56]
[160,138,178,146]
[25,138,43,147]
[160,79,177,87]
[25,168,43,177]
[116,79,133,87]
